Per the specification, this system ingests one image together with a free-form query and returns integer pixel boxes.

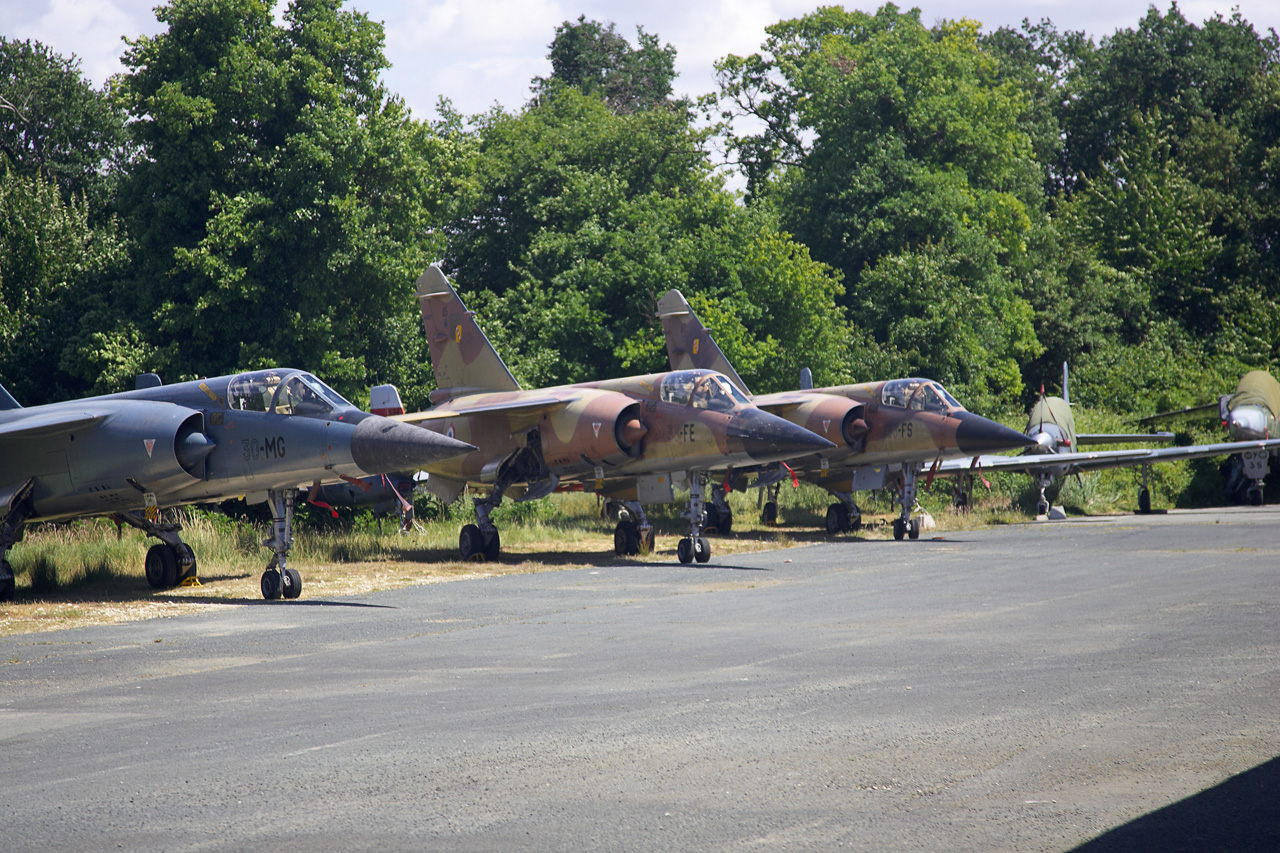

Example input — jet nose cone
[350,415,477,474]
[955,412,1039,455]
[729,408,836,462]
[1229,407,1268,441]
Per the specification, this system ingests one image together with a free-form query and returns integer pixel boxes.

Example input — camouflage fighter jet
[0,369,475,602]
[398,267,835,564]
[1140,370,1280,504]
[657,289,1037,540]
[936,365,1280,515]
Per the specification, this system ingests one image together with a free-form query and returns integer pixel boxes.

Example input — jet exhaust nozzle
[729,408,836,462]
[955,413,1040,455]
[350,415,477,474]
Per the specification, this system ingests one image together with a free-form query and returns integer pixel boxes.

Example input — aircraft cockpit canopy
[226,370,354,417]
[880,378,963,413]
[660,370,750,413]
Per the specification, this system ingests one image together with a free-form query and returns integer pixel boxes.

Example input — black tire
[717,507,733,534]
[614,522,629,556]
[0,560,14,603]
[908,518,920,540]
[825,505,842,535]
[761,501,778,525]
[145,544,178,590]
[893,518,906,541]
[694,536,711,564]
[282,568,303,599]
[1248,486,1264,506]
[1138,488,1151,514]
[459,524,483,561]
[260,569,283,600]
[1037,500,1050,516]
[175,543,198,580]
[483,529,501,561]
[677,537,693,564]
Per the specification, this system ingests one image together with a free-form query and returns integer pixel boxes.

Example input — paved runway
[3,507,1278,851]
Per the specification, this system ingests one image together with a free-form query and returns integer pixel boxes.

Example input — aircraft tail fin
[0,383,20,411]
[799,367,813,390]
[656,289,752,396]
[370,384,406,417]
[415,266,521,400]
[1062,362,1070,405]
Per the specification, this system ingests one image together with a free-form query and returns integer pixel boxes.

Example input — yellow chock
[179,576,203,587]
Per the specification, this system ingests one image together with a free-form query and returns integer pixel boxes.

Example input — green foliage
[110,0,450,398]
[441,86,852,391]
[534,16,679,114]
[0,37,129,215]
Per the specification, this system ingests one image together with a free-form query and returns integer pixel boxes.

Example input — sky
[4,1,1279,122]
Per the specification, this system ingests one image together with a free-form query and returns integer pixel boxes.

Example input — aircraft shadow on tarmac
[1071,754,1280,852]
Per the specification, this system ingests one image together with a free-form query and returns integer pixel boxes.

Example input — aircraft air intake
[616,415,648,454]
[175,417,216,475]
[350,415,478,475]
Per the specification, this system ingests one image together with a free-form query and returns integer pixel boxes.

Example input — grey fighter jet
[0,369,475,602]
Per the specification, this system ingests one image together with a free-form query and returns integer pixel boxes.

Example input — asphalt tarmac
[3,507,1278,852]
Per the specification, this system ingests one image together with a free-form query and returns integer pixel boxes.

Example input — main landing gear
[1034,472,1054,517]
[0,479,34,603]
[892,465,921,541]
[111,505,199,591]
[760,481,780,525]
[677,472,711,565]
[259,489,302,600]
[612,500,655,557]
[705,486,733,533]
[824,490,862,535]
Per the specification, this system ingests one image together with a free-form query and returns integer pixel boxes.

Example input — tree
[0,37,128,217]
[111,0,452,398]
[532,16,678,114]
[440,87,852,392]
[717,4,1044,409]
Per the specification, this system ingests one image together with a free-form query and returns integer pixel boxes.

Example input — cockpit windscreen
[660,370,749,413]
[880,378,962,413]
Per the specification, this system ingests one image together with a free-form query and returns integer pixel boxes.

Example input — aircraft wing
[0,410,106,441]
[395,396,577,427]
[939,438,1280,477]
[1138,402,1219,425]
[1076,432,1174,445]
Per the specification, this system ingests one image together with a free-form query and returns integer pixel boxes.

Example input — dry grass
[1,487,1019,638]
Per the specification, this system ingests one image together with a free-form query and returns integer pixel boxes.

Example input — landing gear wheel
[825,504,844,535]
[677,537,694,564]
[893,518,906,541]
[694,536,711,564]
[1037,499,1050,516]
[1247,486,1264,506]
[459,524,484,561]
[0,560,14,603]
[614,521,639,556]
[175,543,198,581]
[849,512,862,532]
[483,529,501,561]
[908,518,920,540]
[640,527,655,556]
[715,507,732,534]
[282,568,302,599]
[761,501,778,525]
[1138,488,1151,514]
[260,569,283,600]
[145,544,179,590]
